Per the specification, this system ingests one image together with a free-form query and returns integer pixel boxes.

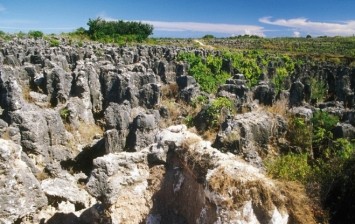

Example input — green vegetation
[265,153,311,183]
[59,107,70,122]
[177,52,231,93]
[49,38,60,47]
[310,77,327,103]
[205,97,234,129]
[28,30,44,39]
[86,17,153,43]
[178,50,298,90]
[266,110,355,221]
[202,34,215,39]
[286,116,312,151]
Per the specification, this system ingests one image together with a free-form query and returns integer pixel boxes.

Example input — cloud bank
[260,17,355,36]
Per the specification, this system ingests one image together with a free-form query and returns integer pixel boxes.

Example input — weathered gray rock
[10,105,51,158]
[41,175,95,208]
[104,102,131,130]
[333,123,355,139]
[86,152,151,223]
[45,110,67,146]
[104,129,127,153]
[289,80,305,107]
[176,75,196,90]
[139,83,160,109]
[44,67,73,106]
[148,125,312,224]
[213,111,287,166]
[0,139,47,224]
[126,112,159,151]
[254,83,275,106]
[0,67,25,111]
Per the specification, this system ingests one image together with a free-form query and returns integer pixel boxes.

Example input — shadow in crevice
[147,146,217,224]
[60,138,105,176]
[44,203,110,224]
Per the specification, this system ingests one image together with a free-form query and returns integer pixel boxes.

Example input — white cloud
[293,31,301,37]
[260,17,355,36]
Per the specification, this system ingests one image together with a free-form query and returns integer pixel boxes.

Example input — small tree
[28,30,44,39]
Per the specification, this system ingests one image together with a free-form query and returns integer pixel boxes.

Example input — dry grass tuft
[36,170,49,181]
[160,83,179,100]
[180,136,201,151]
[1,129,11,140]
[22,85,35,103]
[276,181,317,224]
[208,168,284,211]
[64,121,103,149]
[265,98,288,116]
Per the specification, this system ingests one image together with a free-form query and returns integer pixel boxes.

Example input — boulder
[0,139,47,224]
[86,152,151,223]
[254,83,275,106]
[289,80,304,107]
[213,111,287,166]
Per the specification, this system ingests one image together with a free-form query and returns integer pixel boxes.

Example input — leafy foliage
[86,17,153,43]
[310,78,327,102]
[287,116,312,150]
[28,30,44,39]
[206,97,234,129]
[265,153,311,183]
[178,52,231,93]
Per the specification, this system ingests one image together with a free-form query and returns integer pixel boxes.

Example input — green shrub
[311,110,339,158]
[272,67,288,95]
[28,30,44,39]
[206,97,234,129]
[202,34,215,39]
[178,53,231,93]
[49,39,60,47]
[287,116,312,150]
[60,107,70,122]
[86,17,153,42]
[310,78,327,103]
[265,153,311,183]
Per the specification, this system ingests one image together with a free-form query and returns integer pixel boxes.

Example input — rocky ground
[0,37,354,223]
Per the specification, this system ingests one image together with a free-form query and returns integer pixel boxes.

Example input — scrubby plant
[287,116,312,151]
[86,17,153,43]
[206,97,234,129]
[311,110,339,158]
[310,78,327,103]
[28,30,44,39]
[59,107,70,122]
[178,52,231,93]
[49,38,60,47]
[265,153,311,183]
[272,67,288,95]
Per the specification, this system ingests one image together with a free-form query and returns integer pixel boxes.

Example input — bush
[60,107,70,122]
[202,34,215,39]
[178,52,231,93]
[310,78,327,103]
[86,17,153,42]
[28,30,44,39]
[49,39,60,47]
[287,116,312,151]
[265,153,311,183]
[206,97,234,129]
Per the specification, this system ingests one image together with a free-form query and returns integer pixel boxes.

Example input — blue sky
[1,0,355,37]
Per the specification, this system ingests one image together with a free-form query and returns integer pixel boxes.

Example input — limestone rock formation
[0,139,47,224]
